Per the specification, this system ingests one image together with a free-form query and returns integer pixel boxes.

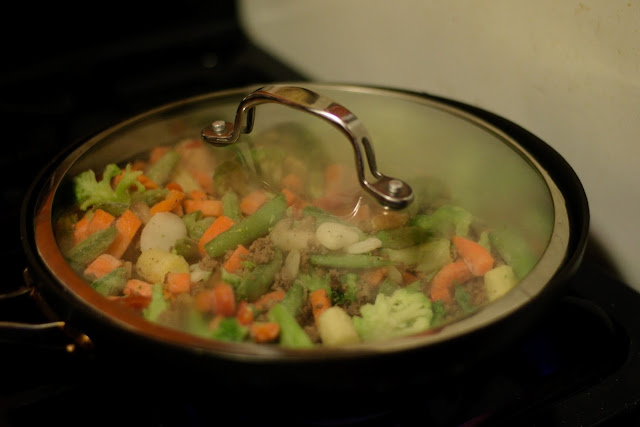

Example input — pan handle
[201,85,413,210]
[0,272,92,352]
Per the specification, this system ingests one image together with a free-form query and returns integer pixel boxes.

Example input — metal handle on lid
[201,85,413,209]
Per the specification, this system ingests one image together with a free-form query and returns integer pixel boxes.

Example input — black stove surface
[2,5,640,426]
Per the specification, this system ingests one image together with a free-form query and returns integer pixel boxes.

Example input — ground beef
[199,256,219,271]
[247,237,275,265]
[272,272,293,292]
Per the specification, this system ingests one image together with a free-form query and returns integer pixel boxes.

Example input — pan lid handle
[201,85,413,210]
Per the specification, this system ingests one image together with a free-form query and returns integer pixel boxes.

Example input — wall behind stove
[238,0,640,291]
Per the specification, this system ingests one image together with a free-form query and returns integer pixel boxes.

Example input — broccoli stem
[236,249,283,302]
[309,253,392,269]
[204,194,287,258]
[66,226,117,270]
[145,149,180,186]
[268,303,313,348]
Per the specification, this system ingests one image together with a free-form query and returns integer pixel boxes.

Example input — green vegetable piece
[221,268,242,288]
[489,226,539,279]
[91,267,128,296]
[333,273,359,305]
[236,249,283,301]
[204,194,287,258]
[295,272,331,296]
[66,226,117,270]
[378,278,399,297]
[301,206,349,225]
[182,211,215,241]
[213,159,258,196]
[454,285,475,313]
[211,317,249,342]
[404,279,425,294]
[143,283,169,322]
[183,308,214,338]
[353,288,433,342]
[145,149,180,186]
[222,191,242,222]
[410,205,473,238]
[280,281,305,316]
[172,237,200,263]
[430,300,446,327]
[309,253,392,269]
[268,303,313,348]
[380,238,451,274]
[375,226,432,249]
[74,163,144,211]
[130,188,169,206]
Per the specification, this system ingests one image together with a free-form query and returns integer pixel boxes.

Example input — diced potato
[282,249,301,281]
[317,306,361,346]
[346,237,382,254]
[170,167,203,194]
[315,222,360,251]
[135,248,190,284]
[484,265,518,301]
[139,211,187,252]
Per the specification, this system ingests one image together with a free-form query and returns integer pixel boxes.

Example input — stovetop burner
[2,5,639,426]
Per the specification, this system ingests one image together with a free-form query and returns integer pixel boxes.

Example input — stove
[2,4,639,426]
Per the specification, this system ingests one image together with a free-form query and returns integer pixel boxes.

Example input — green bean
[204,194,287,258]
[236,249,283,302]
[222,191,242,222]
[182,211,214,241]
[268,303,313,348]
[130,188,169,206]
[375,226,432,249]
[309,253,392,269]
[280,281,305,317]
[91,267,127,296]
[144,149,180,186]
[172,237,200,263]
[66,226,117,270]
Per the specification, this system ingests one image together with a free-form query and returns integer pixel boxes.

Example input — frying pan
[15,83,589,395]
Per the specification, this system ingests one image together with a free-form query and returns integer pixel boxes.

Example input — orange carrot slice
[235,301,255,325]
[253,289,286,311]
[198,215,235,255]
[310,288,331,324]
[166,272,191,295]
[124,279,154,298]
[183,199,223,217]
[249,322,280,343]
[150,189,185,216]
[430,259,473,304]
[211,282,236,317]
[83,253,123,280]
[106,209,142,258]
[223,245,249,273]
[452,235,495,276]
[240,189,269,216]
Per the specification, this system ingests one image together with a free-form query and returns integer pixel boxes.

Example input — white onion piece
[345,237,382,254]
[139,211,187,253]
[282,249,301,281]
[316,222,360,251]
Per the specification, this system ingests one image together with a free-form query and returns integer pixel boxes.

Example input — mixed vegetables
[54,136,540,348]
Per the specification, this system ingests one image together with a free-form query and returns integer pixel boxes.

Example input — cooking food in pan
[53,131,541,348]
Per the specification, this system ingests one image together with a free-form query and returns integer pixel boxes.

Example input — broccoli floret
[353,288,433,342]
[74,163,144,211]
